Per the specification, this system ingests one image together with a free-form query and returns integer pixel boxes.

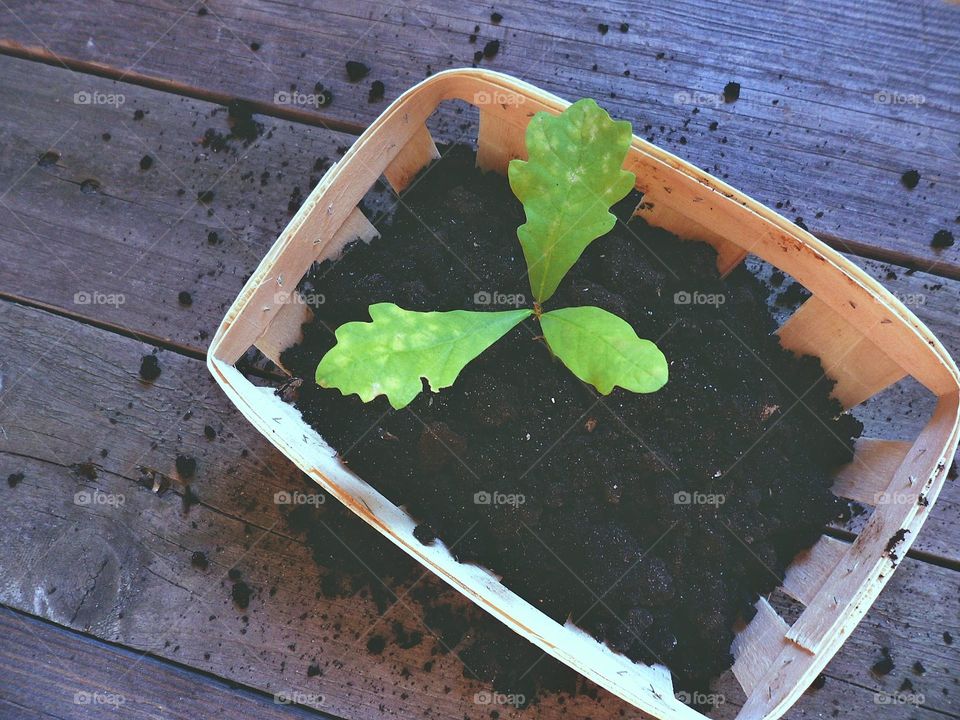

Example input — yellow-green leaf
[540,306,667,394]
[316,303,532,409]
[508,99,636,303]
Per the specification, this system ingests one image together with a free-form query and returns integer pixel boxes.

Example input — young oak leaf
[540,306,668,394]
[316,303,532,409]
[508,99,636,304]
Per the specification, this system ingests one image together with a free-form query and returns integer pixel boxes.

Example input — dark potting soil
[279,146,862,696]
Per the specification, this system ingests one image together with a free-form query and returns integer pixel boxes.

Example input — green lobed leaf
[540,306,668,394]
[316,303,532,409]
[508,98,636,304]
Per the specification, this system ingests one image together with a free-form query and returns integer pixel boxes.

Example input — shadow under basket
[207,69,960,720]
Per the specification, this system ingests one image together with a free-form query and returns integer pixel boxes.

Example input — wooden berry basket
[207,69,960,720]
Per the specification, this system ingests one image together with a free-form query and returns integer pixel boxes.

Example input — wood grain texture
[0,302,956,720]
[0,54,388,354]
[0,1,957,274]
[0,607,330,719]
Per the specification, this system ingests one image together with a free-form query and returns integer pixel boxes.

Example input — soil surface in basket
[280,146,862,697]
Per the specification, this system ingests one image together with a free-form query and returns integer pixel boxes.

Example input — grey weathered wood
[0,607,331,719]
[0,301,957,720]
[0,1,958,274]
[0,54,389,354]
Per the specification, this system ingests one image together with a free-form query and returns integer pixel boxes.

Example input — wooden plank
[0,302,956,720]
[0,1,958,274]
[0,607,329,719]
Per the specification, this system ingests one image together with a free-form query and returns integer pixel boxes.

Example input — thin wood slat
[383,123,441,192]
[781,535,851,606]
[831,438,913,505]
[634,199,748,276]
[208,69,960,720]
[730,599,793,695]
[777,295,909,408]
[476,108,528,174]
[254,207,380,369]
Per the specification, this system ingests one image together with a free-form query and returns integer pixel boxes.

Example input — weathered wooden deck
[0,1,957,718]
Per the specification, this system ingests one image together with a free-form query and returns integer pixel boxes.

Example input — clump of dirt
[345,60,371,82]
[368,80,385,103]
[901,170,920,189]
[279,146,861,696]
[932,229,955,249]
[175,454,197,479]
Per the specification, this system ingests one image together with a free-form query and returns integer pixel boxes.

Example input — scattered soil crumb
[368,80,385,103]
[900,170,920,189]
[931,229,955,249]
[346,60,370,82]
[232,580,253,609]
[871,647,894,676]
[71,462,98,480]
[139,354,161,381]
[176,455,197,479]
